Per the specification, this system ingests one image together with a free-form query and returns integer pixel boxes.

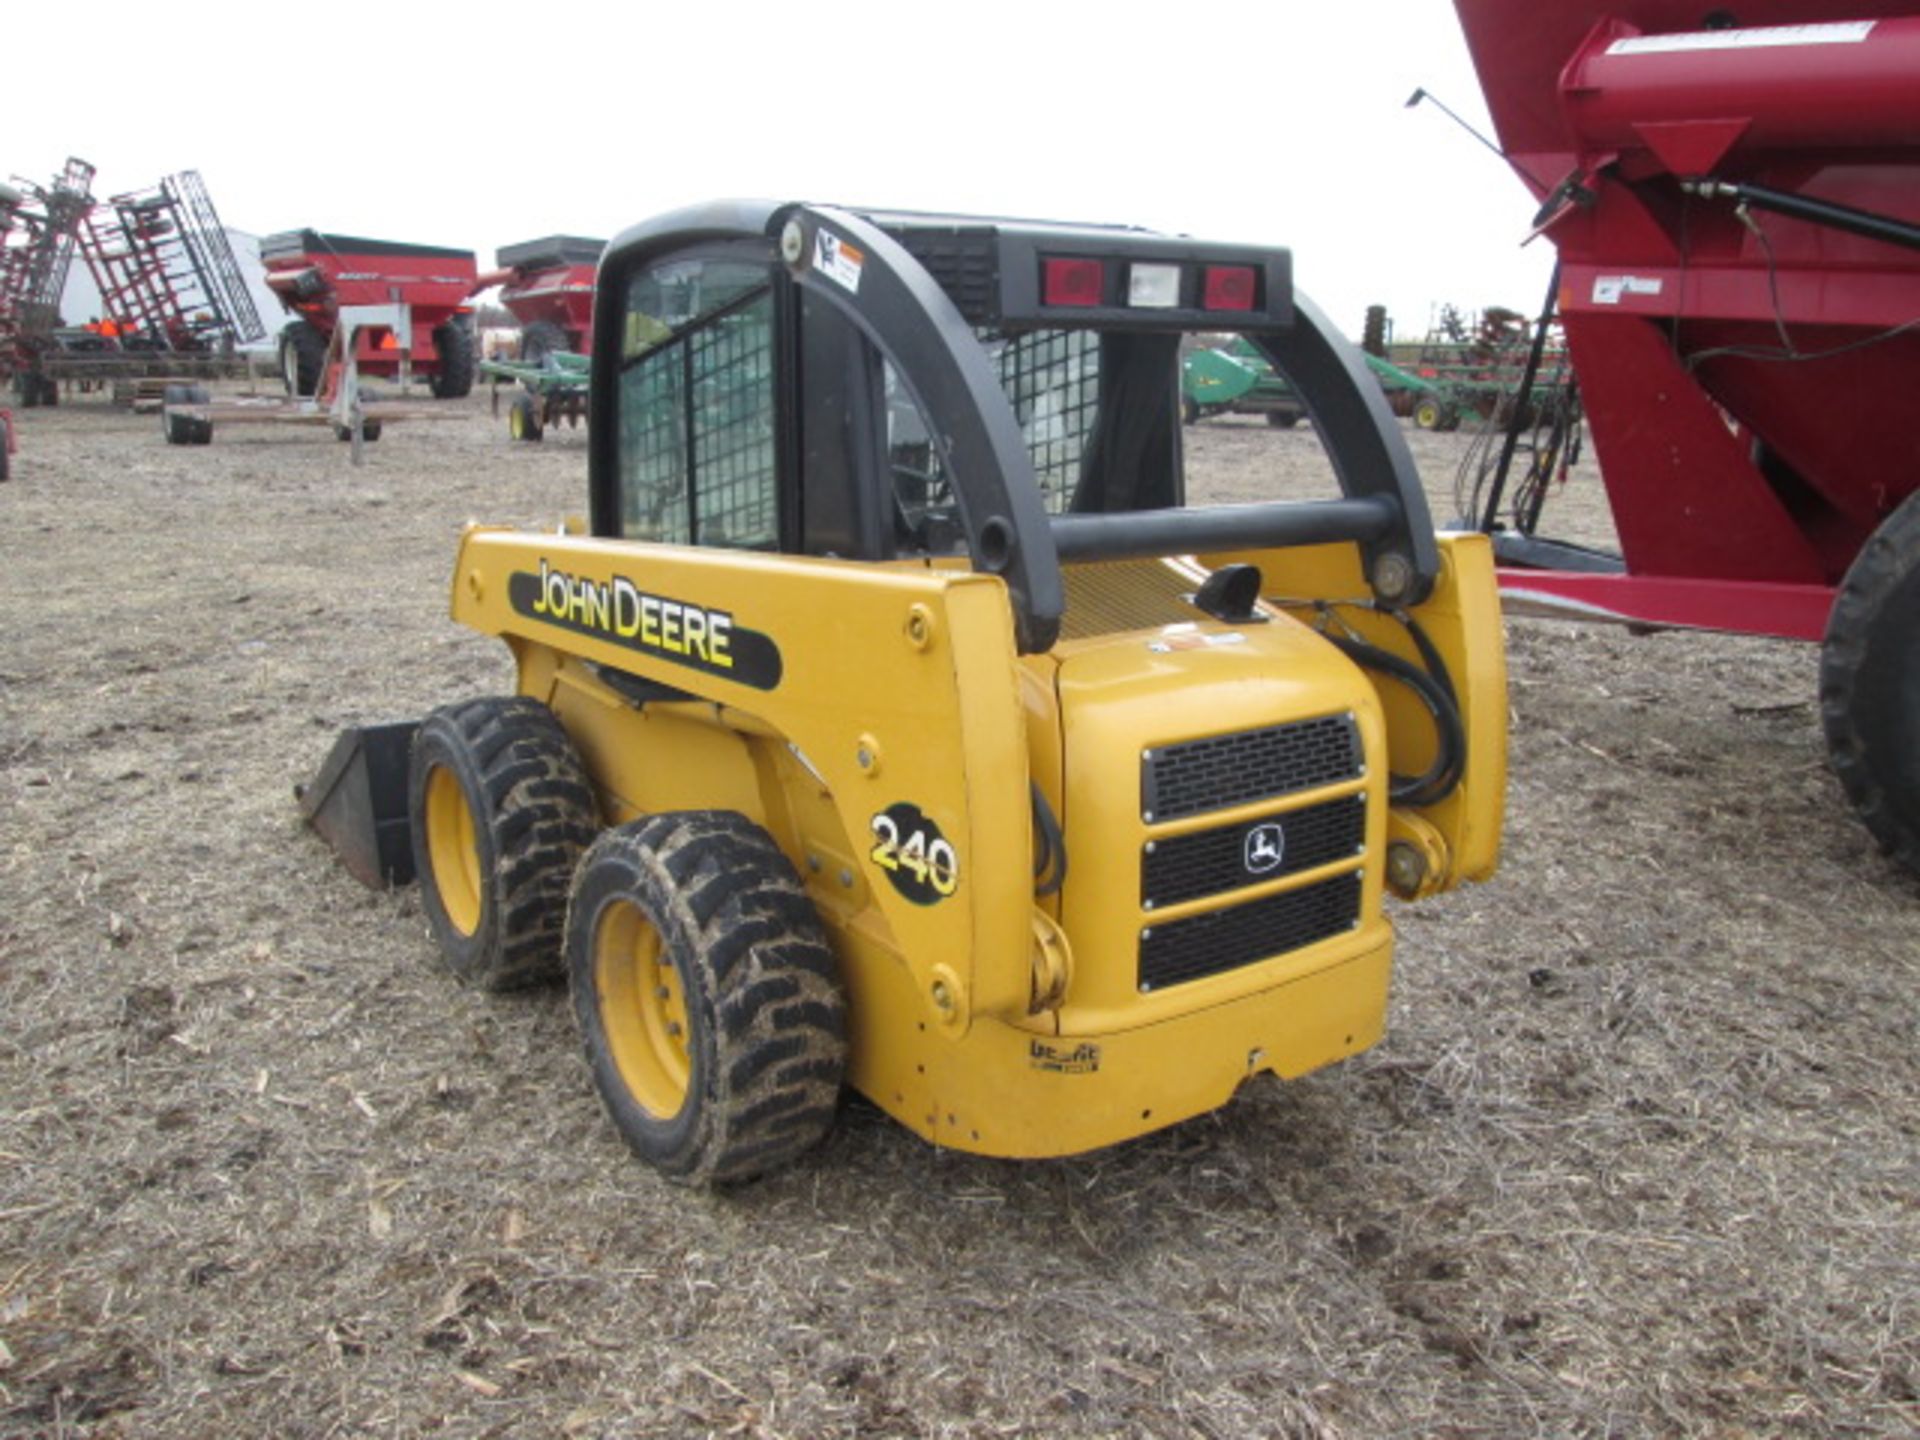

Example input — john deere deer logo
[1244,822,1285,874]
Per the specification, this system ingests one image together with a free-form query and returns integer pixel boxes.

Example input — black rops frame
[589,201,1439,656]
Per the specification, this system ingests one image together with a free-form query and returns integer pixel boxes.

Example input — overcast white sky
[13,1,1553,342]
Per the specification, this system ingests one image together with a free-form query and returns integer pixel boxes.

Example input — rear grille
[1142,714,1359,822]
[1142,793,1365,909]
[892,229,1000,323]
[1139,871,1362,991]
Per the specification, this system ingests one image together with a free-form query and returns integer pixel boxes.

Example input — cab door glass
[616,258,777,548]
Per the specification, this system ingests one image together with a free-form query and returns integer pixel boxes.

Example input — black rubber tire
[1266,409,1302,429]
[509,393,544,442]
[408,697,599,990]
[431,320,476,399]
[520,321,567,364]
[567,812,847,1185]
[280,321,327,397]
[1821,488,1920,875]
[1413,396,1444,431]
[1181,396,1200,426]
[160,384,213,445]
[332,419,383,443]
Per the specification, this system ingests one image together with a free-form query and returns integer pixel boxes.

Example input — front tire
[1822,488,1920,875]
[408,697,598,990]
[567,812,847,1185]
[509,392,544,442]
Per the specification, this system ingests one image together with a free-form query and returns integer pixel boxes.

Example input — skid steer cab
[330,200,1507,1185]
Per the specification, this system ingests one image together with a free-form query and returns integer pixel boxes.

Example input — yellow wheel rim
[594,899,691,1119]
[509,405,524,440]
[423,764,483,936]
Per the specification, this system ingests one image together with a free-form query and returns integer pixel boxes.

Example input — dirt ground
[1,385,1915,1439]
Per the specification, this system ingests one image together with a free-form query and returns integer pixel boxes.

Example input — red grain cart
[1453,0,1920,873]
[478,235,603,360]
[261,229,478,398]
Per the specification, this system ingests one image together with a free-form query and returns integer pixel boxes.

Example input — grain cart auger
[1451,0,1920,875]
[309,201,1506,1184]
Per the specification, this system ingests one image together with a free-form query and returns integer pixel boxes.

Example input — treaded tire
[431,320,476,399]
[509,392,544,442]
[281,321,326,397]
[1821,488,1920,875]
[567,812,847,1185]
[520,320,567,364]
[409,696,599,990]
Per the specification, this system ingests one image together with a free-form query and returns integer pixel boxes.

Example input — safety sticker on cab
[815,231,865,293]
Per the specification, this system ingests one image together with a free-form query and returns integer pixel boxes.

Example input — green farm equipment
[481,350,590,442]
[1184,334,1444,428]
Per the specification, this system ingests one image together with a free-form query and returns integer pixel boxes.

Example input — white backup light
[1128,263,1182,309]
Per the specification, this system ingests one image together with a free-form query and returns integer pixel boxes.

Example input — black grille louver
[891,228,1001,324]
[1142,714,1359,822]
[1139,872,1362,991]
[1142,794,1365,909]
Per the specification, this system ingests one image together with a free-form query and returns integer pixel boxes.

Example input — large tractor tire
[520,321,567,364]
[408,697,599,990]
[1821,489,1920,875]
[280,321,327,397]
[566,811,847,1186]
[431,320,476,399]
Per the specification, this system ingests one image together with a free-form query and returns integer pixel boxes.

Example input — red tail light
[1202,265,1258,312]
[1042,257,1104,307]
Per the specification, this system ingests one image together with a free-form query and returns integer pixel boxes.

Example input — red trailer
[261,229,478,398]
[1452,0,1920,873]
[477,235,603,360]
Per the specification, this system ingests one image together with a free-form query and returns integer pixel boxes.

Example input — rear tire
[280,321,327,397]
[520,321,567,364]
[409,697,599,990]
[1821,489,1920,875]
[431,320,476,399]
[567,812,847,1185]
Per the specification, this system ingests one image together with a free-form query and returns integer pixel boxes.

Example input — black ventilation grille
[1142,794,1365,909]
[892,229,1000,323]
[1139,872,1362,991]
[1142,714,1359,822]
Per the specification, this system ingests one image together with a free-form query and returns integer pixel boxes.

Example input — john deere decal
[510,559,783,689]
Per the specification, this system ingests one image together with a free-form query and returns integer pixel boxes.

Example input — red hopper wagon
[1453,0,1920,873]
[261,229,478,398]
[477,235,604,360]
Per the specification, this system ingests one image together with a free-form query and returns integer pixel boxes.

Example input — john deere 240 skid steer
[314,201,1507,1184]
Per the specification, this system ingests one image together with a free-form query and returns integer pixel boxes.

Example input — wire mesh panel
[691,296,776,548]
[986,328,1099,514]
[616,260,776,549]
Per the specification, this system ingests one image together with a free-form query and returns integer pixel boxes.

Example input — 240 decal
[869,802,958,905]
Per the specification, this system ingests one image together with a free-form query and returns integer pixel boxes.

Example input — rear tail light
[1128,263,1182,309]
[1042,257,1104,307]
[1202,265,1258,311]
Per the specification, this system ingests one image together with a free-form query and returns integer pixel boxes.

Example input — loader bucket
[297,722,419,888]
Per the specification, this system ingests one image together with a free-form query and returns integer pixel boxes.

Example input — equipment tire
[1413,395,1444,431]
[431,320,476,399]
[1181,396,1200,425]
[161,383,213,445]
[509,392,544,442]
[567,811,847,1185]
[332,419,383,442]
[520,321,567,364]
[1821,488,1920,875]
[409,696,599,990]
[1266,409,1301,429]
[280,321,326,397]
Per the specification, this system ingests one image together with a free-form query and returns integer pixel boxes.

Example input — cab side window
[616,256,778,548]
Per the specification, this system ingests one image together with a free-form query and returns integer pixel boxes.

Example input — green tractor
[1184,334,1450,429]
